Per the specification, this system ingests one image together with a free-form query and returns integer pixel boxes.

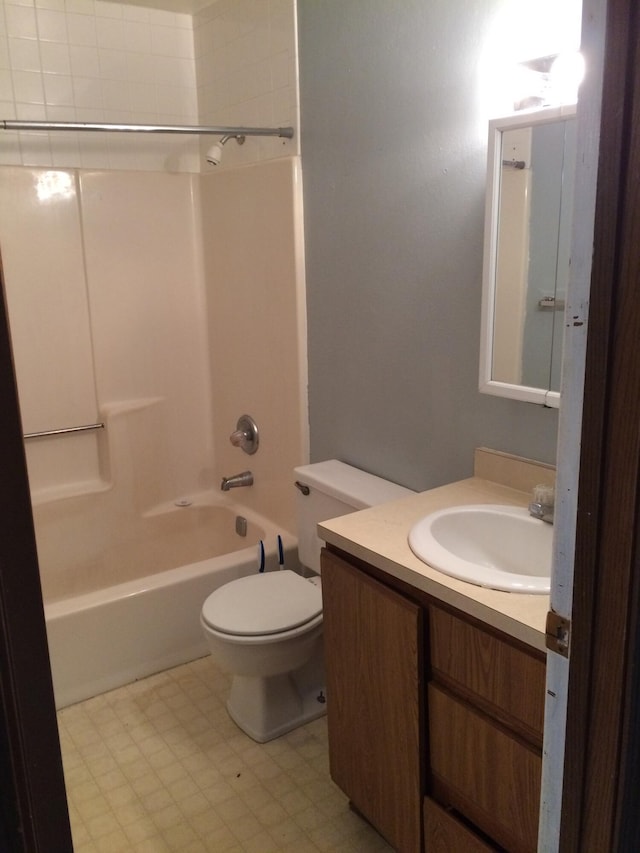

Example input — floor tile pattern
[58,656,392,852]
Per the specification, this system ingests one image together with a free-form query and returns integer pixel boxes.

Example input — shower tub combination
[40,495,296,709]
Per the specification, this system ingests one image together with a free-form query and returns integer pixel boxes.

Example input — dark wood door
[0,267,72,850]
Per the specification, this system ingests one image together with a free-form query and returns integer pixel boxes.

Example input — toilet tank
[294,460,415,574]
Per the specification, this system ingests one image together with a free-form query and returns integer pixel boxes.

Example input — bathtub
[42,497,297,709]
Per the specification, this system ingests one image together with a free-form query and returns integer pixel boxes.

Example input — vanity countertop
[318,474,550,653]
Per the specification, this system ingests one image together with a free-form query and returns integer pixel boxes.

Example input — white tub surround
[45,500,296,709]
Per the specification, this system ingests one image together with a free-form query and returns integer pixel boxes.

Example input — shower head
[205,134,246,166]
[205,142,223,166]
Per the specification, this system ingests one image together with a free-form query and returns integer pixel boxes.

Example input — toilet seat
[201,570,322,637]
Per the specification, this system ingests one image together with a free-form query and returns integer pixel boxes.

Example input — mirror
[479,104,577,407]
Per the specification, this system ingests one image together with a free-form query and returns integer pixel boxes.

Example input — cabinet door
[321,549,422,853]
[429,684,541,853]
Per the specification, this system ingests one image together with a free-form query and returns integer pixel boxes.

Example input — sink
[408,504,552,594]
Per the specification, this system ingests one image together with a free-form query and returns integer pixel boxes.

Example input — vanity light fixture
[549,51,585,105]
[513,51,584,111]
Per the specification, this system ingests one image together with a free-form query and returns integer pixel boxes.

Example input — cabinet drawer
[428,684,541,853]
[424,797,497,852]
[428,605,545,742]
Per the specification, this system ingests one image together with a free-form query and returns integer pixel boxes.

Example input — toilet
[200,460,414,742]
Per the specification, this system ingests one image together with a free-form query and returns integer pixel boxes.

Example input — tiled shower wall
[194,0,299,170]
[0,0,298,172]
[0,0,305,531]
[0,0,199,170]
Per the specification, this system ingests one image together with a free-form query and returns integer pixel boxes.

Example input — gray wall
[298,0,558,491]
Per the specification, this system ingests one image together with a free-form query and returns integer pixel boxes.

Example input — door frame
[560,0,640,848]
[0,264,72,851]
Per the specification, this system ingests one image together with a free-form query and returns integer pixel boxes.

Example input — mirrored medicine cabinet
[479,104,577,407]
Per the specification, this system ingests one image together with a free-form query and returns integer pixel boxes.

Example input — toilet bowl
[200,460,414,743]
[201,571,325,742]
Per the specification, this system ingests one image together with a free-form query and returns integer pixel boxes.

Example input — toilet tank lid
[201,570,322,636]
[294,460,414,509]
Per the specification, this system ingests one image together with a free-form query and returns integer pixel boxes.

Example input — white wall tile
[150,24,175,57]
[0,68,15,100]
[98,47,128,81]
[6,5,38,39]
[95,16,123,50]
[269,8,294,56]
[72,74,102,109]
[18,129,52,163]
[164,25,191,59]
[65,0,94,15]
[43,71,73,104]
[13,68,44,102]
[35,0,65,10]
[0,35,10,70]
[147,8,179,28]
[123,21,150,54]
[35,8,68,42]
[69,45,99,77]
[128,80,155,114]
[94,1,122,21]
[0,136,22,164]
[156,84,195,117]
[271,50,290,90]
[66,13,96,47]
[9,37,41,72]
[122,6,149,24]
[46,103,75,119]
[100,76,121,110]
[173,12,192,31]
[15,99,46,118]
[40,40,71,74]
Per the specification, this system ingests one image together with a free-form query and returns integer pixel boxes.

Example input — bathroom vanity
[318,449,552,853]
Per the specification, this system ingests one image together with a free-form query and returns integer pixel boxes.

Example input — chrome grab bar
[23,422,104,440]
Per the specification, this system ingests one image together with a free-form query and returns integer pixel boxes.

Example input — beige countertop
[318,471,551,653]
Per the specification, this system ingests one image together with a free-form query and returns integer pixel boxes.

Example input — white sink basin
[408,504,552,594]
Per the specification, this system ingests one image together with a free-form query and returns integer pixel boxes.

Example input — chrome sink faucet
[221,471,253,491]
[528,484,555,524]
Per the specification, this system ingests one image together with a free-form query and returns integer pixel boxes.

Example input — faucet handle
[229,415,259,455]
[533,484,555,507]
[230,429,248,446]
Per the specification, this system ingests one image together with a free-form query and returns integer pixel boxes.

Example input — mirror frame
[479,103,577,408]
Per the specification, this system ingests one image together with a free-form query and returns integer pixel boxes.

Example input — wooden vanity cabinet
[321,548,423,853]
[320,546,546,853]
[427,604,546,853]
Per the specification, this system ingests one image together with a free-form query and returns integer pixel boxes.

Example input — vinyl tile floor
[57,656,392,852]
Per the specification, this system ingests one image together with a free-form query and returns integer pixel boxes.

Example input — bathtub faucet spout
[221,471,253,491]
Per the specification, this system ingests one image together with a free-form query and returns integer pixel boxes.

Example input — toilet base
[226,651,326,743]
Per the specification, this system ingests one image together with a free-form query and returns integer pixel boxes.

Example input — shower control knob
[229,415,259,455]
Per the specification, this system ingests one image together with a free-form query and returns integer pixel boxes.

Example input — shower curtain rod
[0,120,294,139]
